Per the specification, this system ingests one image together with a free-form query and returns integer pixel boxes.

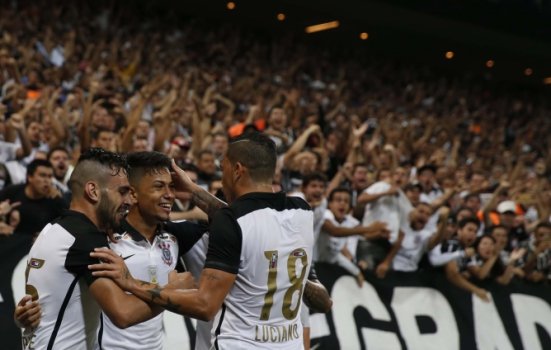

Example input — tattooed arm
[90,248,236,321]
[88,276,164,328]
[303,267,332,313]
[170,159,227,218]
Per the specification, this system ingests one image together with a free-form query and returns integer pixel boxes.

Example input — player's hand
[14,295,41,329]
[89,247,135,291]
[375,262,390,279]
[165,271,197,290]
[170,159,195,195]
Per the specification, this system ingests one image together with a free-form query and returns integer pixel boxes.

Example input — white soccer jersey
[205,192,314,349]
[317,210,360,265]
[361,181,412,243]
[97,219,207,350]
[392,225,433,272]
[23,211,108,350]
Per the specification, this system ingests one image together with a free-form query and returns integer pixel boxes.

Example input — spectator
[0,159,67,236]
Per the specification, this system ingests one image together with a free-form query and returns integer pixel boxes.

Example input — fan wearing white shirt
[392,203,450,272]
[318,188,366,286]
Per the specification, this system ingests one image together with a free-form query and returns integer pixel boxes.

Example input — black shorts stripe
[214,303,227,350]
[47,276,80,350]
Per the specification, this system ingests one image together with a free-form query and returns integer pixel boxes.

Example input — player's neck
[126,210,158,243]
[69,201,101,229]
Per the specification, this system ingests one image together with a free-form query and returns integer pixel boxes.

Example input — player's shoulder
[230,191,311,219]
[54,210,106,245]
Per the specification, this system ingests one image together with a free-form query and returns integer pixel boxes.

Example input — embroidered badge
[159,242,173,265]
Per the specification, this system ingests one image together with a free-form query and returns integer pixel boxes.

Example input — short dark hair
[27,159,52,177]
[180,162,200,174]
[127,151,171,187]
[418,164,437,175]
[458,217,480,230]
[301,171,327,188]
[474,234,496,250]
[69,148,128,193]
[226,131,276,182]
[464,193,481,203]
[328,187,351,203]
[198,149,214,159]
[47,146,70,161]
[91,127,114,141]
[535,222,551,232]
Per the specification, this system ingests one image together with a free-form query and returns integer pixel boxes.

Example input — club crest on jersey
[159,242,173,265]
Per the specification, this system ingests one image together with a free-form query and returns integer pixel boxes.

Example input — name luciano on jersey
[254,322,300,343]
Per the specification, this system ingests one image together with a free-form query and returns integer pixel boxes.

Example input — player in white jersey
[16,151,222,349]
[21,149,165,350]
[90,132,315,349]
[97,151,214,350]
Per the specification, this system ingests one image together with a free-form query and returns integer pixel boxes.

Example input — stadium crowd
[1,0,550,310]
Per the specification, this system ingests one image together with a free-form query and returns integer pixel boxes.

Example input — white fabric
[392,225,433,272]
[318,210,361,276]
[361,181,412,242]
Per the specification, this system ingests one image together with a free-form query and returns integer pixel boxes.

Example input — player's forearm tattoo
[144,285,182,313]
[303,280,332,313]
[147,286,163,302]
[163,297,182,313]
[123,267,131,280]
[192,190,227,218]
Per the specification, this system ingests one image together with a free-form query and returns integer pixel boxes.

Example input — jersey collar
[119,219,165,242]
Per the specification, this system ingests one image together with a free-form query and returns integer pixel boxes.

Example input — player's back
[211,192,314,349]
[23,211,108,350]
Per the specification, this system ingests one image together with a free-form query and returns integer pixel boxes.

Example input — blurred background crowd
[1,0,550,301]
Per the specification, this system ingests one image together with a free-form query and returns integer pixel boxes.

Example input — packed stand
[1,1,551,302]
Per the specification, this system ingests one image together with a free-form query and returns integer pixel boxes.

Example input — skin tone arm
[170,160,227,218]
[375,230,404,279]
[303,279,332,313]
[356,186,399,206]
[90,248,235,321]
[467,255,499,280]
[322,219,390,240]
[88,277,165,329]
[445,260,490,302]
[6,114,32,159]
[15,270,194,330]
[427,207,450,250]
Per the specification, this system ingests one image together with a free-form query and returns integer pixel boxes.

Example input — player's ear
[85,181,100,203]
[233,161,244,181]
[129,186,138,204]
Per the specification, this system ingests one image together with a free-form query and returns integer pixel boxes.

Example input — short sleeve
[204,208,242,274]
[65,232,109,286]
